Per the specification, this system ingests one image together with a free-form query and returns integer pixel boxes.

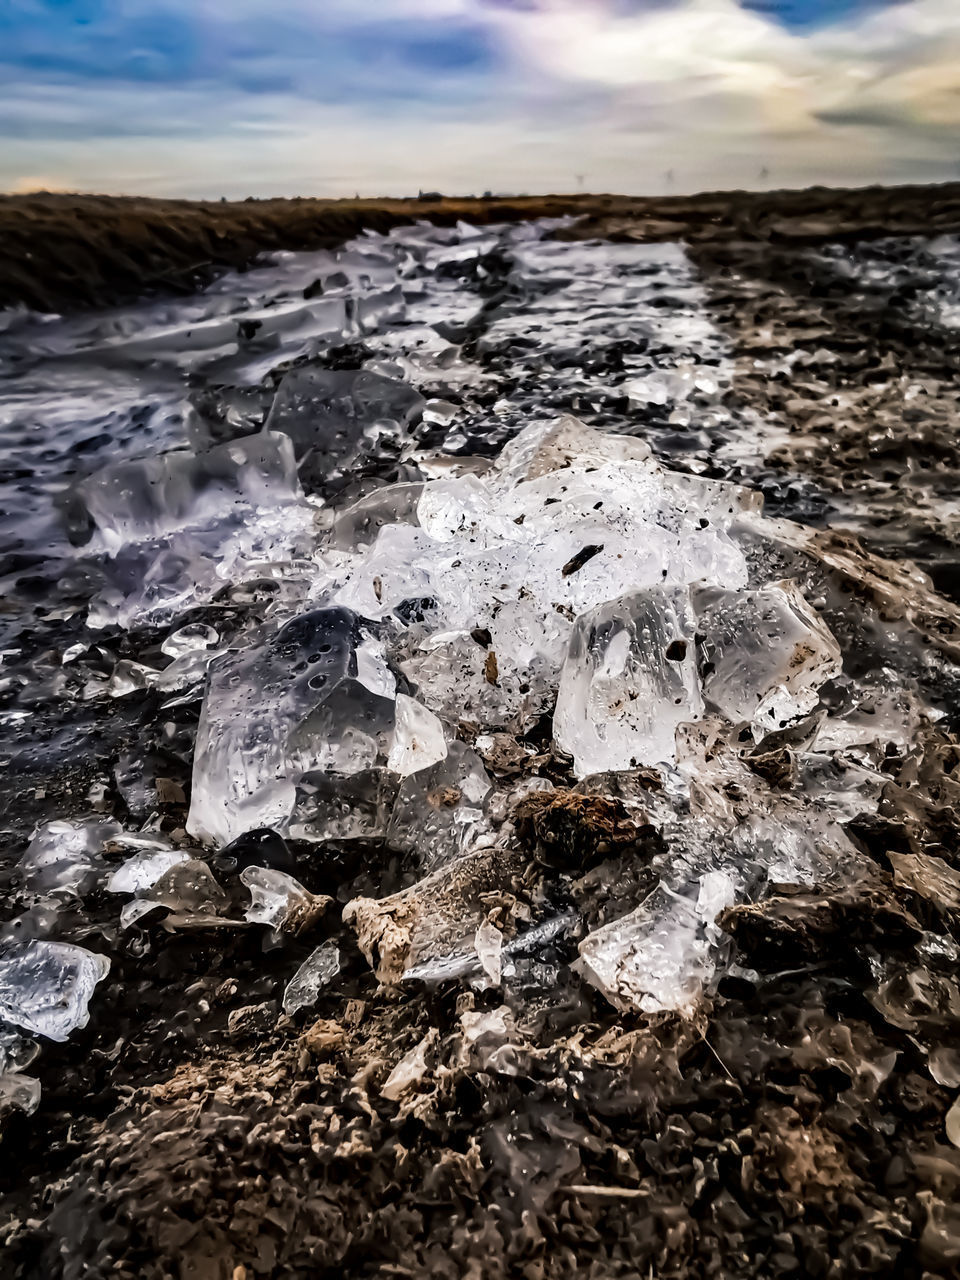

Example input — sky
[2,0,959,198]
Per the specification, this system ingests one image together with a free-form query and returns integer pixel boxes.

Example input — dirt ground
[4,183,960,1278]
[5,181,960,313]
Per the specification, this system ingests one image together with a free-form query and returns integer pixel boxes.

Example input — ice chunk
[386,694,447,777]
[0,1069,41,1116]
[387,741,491,873]
[105,660,160,697]
[381,1031,435,1101]
[241,865,328,934]
[553,588,703,776]
[161,622,220,659]
[697,581,842,732]
[190,606,446,846]
[18,817,122,897]
[0,1024,40,1115]
[495,414,652,484]
[188,608,396,846]
[73,431,302,554]
[266,368,423,488]
[575,874,738,1014]
[106,846,191,895]
[355,636,397,698]
[156,641,225,694]
[354,285,407,332]
[86,500,315,630]
[475,918,503,985]
[282,941,341,1015]
[330,523,437,622]
[0,941,110,1041]
[814,684,929,752]
[119,859,232,930]
[329,482,422,551]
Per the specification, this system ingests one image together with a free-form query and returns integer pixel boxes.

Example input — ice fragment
[282,942,341,1015]
[18,817,122,897]
[0,941,110,1042]
[73,431,302,554]
[554,588,703,776]
[698,581,842,731]
[241,865,328,934]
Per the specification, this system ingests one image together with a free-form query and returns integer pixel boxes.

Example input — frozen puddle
[0,218,954,1112]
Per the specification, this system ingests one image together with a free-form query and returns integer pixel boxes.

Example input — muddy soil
[689,232,960,597]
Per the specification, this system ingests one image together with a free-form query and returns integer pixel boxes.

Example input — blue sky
[2,0,958,197]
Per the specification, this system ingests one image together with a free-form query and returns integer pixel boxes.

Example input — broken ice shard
[265,367,424,489]
[0,1069,41,1117]
[0,1024,41,1116]
[188,606,447,846]
[381,1032,434,1101]
[189,608,388,845]
[106,843,191,895]
[17,817,122,897]
[386,741,492,874]
[386,693,447,776]
[329,482,423,551]
[85,499,315,630]
[553,587,703,777]
[160,622,220,660]
[119,858,232,930]
[72,431,302,554]
[282,941,341,1015]
[241,866,328,934]
[575,874,738,1014]
[0,941,110,1041]
[697,581,842,733]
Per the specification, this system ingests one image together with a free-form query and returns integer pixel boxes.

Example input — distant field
[4,180,960,313]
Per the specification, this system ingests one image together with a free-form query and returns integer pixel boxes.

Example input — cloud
[3,0,960,197]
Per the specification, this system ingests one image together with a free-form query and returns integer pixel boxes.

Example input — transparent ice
[0,941,110,1042]
[282,942,341,1015]
[553,587,703,776]
[18,817,122,898]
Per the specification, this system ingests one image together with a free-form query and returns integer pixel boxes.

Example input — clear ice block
[697,581,842,732]
[0,941,110,1042]
[73,431,302,554]
[553,587,703,776]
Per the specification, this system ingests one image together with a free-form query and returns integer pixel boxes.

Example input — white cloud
[4,0,960,196]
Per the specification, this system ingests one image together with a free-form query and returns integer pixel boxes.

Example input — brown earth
[6,181,960,314]
[0,191,592,313]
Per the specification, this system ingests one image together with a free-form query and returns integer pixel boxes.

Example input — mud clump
[512,788,650,871]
